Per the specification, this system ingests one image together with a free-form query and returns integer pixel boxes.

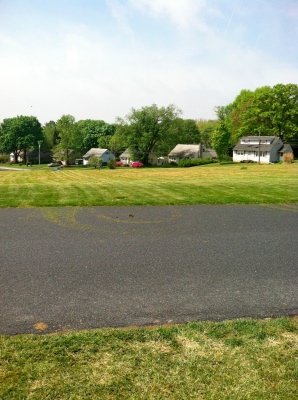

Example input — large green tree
[0,115,43,163]
[119,104,181,165]
[222,84,298,143]
[43,121,59,149]
[76,120,116,154]
[55,115,79,165]
[196,119,219,147]
[211,122,231,161]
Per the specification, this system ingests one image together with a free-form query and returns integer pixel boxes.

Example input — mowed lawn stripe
[0,163,297,207]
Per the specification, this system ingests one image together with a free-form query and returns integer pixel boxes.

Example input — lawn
[1,318,297,399]
[0,162,297,207]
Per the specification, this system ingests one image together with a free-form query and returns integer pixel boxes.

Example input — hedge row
[178,158,217,167]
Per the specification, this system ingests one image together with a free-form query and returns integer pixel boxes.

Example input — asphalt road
[1,204,297,334]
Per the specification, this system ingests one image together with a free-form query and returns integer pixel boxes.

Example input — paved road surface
[1,205,297,334]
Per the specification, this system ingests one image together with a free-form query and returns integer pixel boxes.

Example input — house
[119,149,132,165]
[10,152,22,163]
[168,144,217,164]
[233,136,293,164]
[119,148,159,166]
[83,148,115,166]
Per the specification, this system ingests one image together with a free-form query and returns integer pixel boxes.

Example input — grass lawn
[1,318,297,399]
[0,162,297,207]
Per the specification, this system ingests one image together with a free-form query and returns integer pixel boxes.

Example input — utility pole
[258,130,261,165]
[38,141,42,169]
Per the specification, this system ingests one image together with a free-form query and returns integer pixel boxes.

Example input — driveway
[1,204,297,334]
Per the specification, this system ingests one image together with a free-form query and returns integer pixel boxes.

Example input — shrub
[107,159,116,169]
[0,154,10,163]
[115,161,123,167]
[283,153,294,164]
[131,161,143,168]
[178,158,216,168]
[88,156,102,168]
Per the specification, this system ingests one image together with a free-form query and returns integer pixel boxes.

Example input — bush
[178,158,216,168]
[115,161,123,167]
[107,159,116,169]
[131,161,143,168]
[88,156,102,168]
[283,153,294,164]
[0,154,10,163]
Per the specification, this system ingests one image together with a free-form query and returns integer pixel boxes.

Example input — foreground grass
[0,162,297,207]
[1,318,297,399]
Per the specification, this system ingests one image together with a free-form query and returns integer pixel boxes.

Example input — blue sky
[0,0,297,124]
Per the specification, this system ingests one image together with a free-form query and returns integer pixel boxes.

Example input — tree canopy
[76,120,116,154]
[116,104,181,164]
[211,122,231,161]
[55,115,80,165]
[0,115,43,163]
[223,84,298,144]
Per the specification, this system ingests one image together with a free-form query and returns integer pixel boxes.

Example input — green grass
[1,318,297,399]
[0,162,297,207]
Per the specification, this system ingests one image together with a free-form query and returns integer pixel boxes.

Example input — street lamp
[37,141,42,169]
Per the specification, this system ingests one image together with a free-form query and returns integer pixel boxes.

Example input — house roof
[241,135,276,142]
[83,148,112,159]
[203,147,217,158]
[279,144,293,154]
[119,148,131,158]
[168,144,201,157]
[233,137,282,151]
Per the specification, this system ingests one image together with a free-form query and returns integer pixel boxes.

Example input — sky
[0,0,298,125]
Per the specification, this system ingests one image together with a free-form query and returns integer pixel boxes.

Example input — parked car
[48,161,63,167]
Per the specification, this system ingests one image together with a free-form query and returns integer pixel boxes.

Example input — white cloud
[129,0,210,32]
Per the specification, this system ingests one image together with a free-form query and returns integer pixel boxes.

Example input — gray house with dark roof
[168,144,217,164]
[233,136,293,163]
[83,148,115,165]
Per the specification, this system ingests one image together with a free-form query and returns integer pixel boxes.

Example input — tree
[120,104,181,165]
[196,119,219,147]
[220,84,298,144]
[0,115,43,163]
[43,121,59,149]
[156,118,200,157]
[55,115,79,165]
[98,123,116,149]
[88,156,102,168]
[211,122,231,161]
[76,120,116,154]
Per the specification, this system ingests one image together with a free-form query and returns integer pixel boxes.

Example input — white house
[119,149,132,165]
[233,136,293,164]
[119,148,159,165]
[82,148,115,165]
[168,144,217,164]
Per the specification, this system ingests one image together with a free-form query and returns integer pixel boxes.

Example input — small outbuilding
[83,148,115,166]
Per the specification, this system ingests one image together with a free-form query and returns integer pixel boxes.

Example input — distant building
[119,148,159,166]
[233,136,293,163]
[168,144,217,164]
[83,148,115,166]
